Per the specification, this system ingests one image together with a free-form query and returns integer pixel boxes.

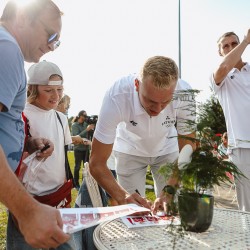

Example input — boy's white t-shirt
[23,103,72,196]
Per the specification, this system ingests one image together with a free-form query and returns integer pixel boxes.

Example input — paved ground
[213,181,238,210]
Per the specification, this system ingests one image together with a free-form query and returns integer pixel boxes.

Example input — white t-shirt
[210,63,250,149]
[107,150,116,170]
[23,103,72,195]
[94,75,196,157]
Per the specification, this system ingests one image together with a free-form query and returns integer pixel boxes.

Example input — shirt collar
[230,62,250,74]
[133,85,146,116]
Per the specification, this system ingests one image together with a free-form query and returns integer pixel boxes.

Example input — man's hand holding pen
[127,189,152,216]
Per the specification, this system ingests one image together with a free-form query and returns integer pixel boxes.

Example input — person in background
[7,61,76,249]
[89,56,196,213]
[55,94,86,145]
[210,30,250,211]
[71,110,94,190]
[56,94,71,116]
[218,132,228,159]
[0,0,70,248]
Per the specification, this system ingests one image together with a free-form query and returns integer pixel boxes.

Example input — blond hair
[58,94,70,106]
[27,74,63,103]
[27,85,39,103]
[139,56,179,89]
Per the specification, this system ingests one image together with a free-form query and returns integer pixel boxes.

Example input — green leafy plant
[158,90,246,247]
[160,126,245,198]
[160,89,245,197]
[159,114,245,247]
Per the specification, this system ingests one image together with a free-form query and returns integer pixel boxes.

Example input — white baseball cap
[27,61,63,85]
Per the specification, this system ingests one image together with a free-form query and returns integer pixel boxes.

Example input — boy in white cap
[7,61,76,250]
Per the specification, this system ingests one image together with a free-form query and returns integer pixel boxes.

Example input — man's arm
[89,138,150,208]
[163,132,196,188]
[152,132,196,214]
[178,132,196,152]
[0,146,70,248]
[214,29,250,85]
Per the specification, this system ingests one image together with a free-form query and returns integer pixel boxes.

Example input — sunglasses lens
[48,33,58,44]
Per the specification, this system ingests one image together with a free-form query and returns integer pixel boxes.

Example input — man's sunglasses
[39,19,60,50]
[48,33,60,49]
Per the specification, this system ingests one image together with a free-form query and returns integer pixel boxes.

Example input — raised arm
[214,29,250,85]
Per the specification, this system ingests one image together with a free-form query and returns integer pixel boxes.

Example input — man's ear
[135,79,139,92]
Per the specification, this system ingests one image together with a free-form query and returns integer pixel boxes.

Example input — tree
[197,95,226,134]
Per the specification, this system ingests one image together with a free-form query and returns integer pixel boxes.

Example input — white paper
[121,215,180,228]
[22,150,39,164]
[59,204,150,233]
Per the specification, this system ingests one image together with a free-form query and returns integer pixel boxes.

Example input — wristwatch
[162,185,176,195]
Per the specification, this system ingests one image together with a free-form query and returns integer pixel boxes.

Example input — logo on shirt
[130,120,138,126]
[162,116,176,127]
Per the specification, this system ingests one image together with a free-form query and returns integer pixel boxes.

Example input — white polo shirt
[210,63,250,149]
[94,74,195,157]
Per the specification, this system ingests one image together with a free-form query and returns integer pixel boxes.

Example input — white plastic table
[93,208,250,250]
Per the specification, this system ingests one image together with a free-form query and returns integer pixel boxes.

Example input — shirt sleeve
[94,90,122,144]
[0,39,24,111]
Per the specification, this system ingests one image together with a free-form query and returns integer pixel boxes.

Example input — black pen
[135,189,153,216]
[135,189,141,195]
[23,144,50,164]
[41,144,50,153]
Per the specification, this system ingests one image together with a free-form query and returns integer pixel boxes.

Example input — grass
[0,152,155,249]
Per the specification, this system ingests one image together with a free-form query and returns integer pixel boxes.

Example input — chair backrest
[83,162,103,207]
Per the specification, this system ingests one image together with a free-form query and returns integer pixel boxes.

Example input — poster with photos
[60,203,150,233]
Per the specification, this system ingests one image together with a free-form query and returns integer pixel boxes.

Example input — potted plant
[159,115,245,233]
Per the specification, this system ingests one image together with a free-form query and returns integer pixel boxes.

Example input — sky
[1,0,250,117]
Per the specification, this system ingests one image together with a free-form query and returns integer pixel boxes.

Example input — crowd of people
[0,0,250,249]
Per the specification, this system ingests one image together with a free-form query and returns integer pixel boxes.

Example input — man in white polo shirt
[210,30,250,212]
[89,56,196,209]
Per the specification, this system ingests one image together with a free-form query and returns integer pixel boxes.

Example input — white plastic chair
[82,162,103,207]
